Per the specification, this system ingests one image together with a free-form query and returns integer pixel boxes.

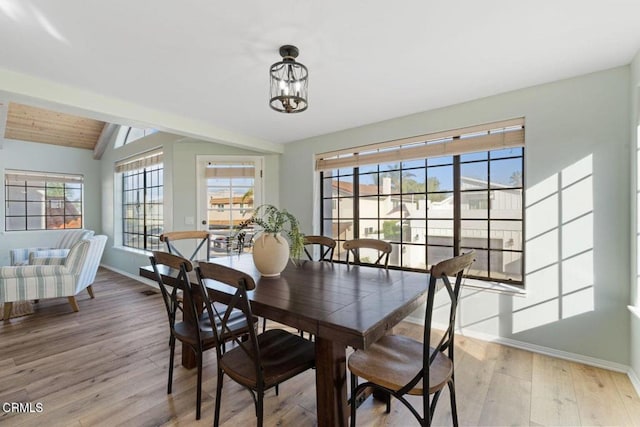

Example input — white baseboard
[404,315,640,397]
[629,368,640,397]
[99,263,158,289]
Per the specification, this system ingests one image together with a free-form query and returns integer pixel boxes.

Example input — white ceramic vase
[252,232,290,277]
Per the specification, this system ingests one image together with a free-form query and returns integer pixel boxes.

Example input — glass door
[197,156,263,256]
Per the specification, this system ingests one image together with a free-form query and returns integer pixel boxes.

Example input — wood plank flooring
[1,268,639,426]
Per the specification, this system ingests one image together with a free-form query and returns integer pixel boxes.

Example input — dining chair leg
[196,350,203,420]
[168,335,175,394]
[214,368,224,427]
[448,379,459,427]
[423,391,429,427]
[350,373,358,427]
[256,390,264,427]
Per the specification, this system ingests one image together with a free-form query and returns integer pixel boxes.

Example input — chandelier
[269,45,308,113]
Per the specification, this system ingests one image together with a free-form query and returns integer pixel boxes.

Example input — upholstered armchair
[1,235,107,319]
[9,229,95,266]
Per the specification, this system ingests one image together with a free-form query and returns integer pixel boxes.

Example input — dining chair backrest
[343,238,392,268]
[160,231,211,261]
[420,250,475,389]
[149,251,195,331]
[303,235,336,262]
[195,261,260,369]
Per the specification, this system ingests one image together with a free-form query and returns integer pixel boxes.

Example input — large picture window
[116,150,163,251]
[4,170,83,231]
[317,119,524,285]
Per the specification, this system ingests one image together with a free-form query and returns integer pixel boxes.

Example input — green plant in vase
[235,205,305,275]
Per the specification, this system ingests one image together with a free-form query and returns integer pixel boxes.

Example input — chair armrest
[10,247,54,266]
[29,249,71,265]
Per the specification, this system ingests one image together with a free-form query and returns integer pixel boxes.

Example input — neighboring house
[5,187,81,231]
[329,176,522,276]
[207,192,253,229]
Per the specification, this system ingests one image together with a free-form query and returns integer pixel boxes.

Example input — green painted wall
[630,49,640,385]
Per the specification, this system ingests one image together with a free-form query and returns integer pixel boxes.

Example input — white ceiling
[0,0,639,149]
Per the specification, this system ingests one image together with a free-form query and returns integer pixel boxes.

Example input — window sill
[462,277,527,296]
[112,245,152,257]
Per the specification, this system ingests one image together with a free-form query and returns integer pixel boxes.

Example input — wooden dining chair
[348,250,475,427]
[343,238,392,268]
[303,235,336,262]
[160,230,211,261]
[149,251,252,420]
[195,261,316,427]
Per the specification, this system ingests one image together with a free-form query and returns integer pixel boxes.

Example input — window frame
[318,120,525,286]
[117,150,164,252]
[4,170,84,232]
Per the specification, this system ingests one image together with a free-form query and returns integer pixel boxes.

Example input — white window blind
[205,161,255,178]
[315,118,524,171]
[5,170,84,184]
[115,149,163,173]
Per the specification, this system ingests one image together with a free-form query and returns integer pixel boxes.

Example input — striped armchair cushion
[29,249,71,265]
[0,265,76,302]
[9,229,94,266]
[10,247,51,266]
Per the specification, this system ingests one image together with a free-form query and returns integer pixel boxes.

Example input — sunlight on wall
[513,154,594,333]
[454,289,501,331]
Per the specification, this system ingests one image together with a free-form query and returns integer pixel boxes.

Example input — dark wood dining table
[140,254,430,427]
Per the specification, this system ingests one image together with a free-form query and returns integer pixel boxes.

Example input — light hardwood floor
[1,268,639,426]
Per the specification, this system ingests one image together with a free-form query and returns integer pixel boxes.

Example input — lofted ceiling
[3,102,105,150]
[0,1,639,150]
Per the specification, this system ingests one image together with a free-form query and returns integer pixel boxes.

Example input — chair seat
[220,329,315,389]
[174,321,217,347]
[348,334,452,396]
[176,311,254,348]
[197,303,247,327]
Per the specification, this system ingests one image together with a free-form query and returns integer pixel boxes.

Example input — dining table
[140,254,430,427]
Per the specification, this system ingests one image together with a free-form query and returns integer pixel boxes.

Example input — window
[4,170,83,231]
[204,160,258,233]
[317,119,524,285]
[116,150,163,251]
[114,126,157,147]
[198,158,263,255]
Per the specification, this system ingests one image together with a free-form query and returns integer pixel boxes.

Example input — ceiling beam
[94,123,119,160]
[0,67,284,154]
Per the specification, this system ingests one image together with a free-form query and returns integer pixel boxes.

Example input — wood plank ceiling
[4,102,106,150]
